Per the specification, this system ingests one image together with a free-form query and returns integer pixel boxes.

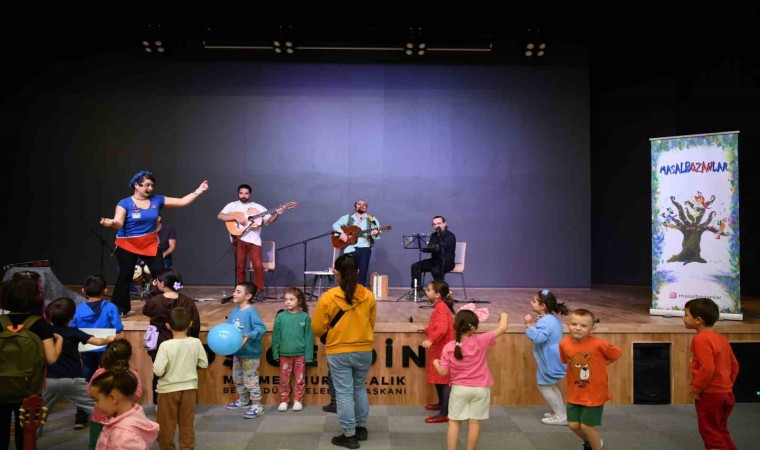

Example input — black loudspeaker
[633,343,671,404]
[730,342,760,403]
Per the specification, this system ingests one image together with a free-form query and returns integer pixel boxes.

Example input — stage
[114,285,760,407]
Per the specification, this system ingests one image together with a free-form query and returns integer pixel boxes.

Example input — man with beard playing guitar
[218,184,292,301]
[332,200,384,287]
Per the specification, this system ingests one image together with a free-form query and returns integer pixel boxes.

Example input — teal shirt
[272,310,314,362]
[227,305,266,359]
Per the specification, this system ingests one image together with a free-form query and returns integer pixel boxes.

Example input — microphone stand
[90,229,114,277]
[396,233,428,302]
[419,229,446,309]
[279,231,334,298]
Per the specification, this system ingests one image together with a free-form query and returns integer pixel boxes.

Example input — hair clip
[467,323,476,331]
[173,281,182,291]
[541,289,550,296]
[455,341,462,347]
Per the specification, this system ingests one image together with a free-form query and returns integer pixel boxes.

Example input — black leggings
[113,247,163,314]
[435,383,451,417]
[0,403,22,450]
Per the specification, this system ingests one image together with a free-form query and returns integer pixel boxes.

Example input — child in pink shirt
[434,309,508,450]
[89,365,158,449]
[87,340,144,450]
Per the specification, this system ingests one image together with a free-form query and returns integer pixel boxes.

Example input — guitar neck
[351,226,390,237]
[249,204,288,221]
[249,209,275,220]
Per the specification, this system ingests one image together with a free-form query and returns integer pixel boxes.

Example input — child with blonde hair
[559,309,622,450]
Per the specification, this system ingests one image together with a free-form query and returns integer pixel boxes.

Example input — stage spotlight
[274,25,295,55]
[405,26,426,57]
[142,24,168,55]
[523,28,548,58]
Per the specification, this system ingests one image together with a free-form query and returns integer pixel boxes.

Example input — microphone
[220,295,233,304]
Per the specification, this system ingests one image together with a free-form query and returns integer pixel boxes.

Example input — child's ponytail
[452,310,478,360]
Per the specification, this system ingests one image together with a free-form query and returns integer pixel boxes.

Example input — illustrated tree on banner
[651,132,740,318]
[662,192,729,264]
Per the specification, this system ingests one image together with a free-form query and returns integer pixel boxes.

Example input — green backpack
[0,315,46,403]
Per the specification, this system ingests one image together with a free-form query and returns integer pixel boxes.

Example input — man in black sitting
[409,216,456,298]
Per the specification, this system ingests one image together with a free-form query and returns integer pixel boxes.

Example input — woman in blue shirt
[99,170,208,315]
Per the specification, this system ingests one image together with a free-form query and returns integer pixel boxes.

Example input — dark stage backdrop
[4,60,590,288]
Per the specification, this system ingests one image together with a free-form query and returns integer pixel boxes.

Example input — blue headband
[541,289,550,296]
[129,170,153,188]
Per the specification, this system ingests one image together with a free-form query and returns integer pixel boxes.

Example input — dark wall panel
[3,61,590,288]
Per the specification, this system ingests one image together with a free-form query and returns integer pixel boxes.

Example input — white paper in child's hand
[78,328,116,352]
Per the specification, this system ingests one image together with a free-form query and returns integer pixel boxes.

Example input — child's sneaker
[541,415,567,425]
[292,400,303,411]
[226,399,252,410]
[243,404,265,419]
[73,409,89,430]
[277,402,288,412]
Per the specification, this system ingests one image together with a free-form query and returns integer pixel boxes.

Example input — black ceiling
[5,15,760,71]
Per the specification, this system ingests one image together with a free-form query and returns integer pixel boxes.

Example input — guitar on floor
[19,395,47,450]
[332,225,393,249]
[2,260,52,271]
[225,202,298,237]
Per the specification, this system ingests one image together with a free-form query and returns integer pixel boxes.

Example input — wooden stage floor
[119,285,760,333]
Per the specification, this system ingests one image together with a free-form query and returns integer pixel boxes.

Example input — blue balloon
[207,323,243,356]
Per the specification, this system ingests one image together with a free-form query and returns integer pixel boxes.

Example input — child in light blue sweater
[524,289,569,425]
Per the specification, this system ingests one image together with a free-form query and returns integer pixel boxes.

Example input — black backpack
[0,315,46,403]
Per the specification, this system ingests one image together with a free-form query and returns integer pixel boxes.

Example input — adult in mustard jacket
[312,253,377,448]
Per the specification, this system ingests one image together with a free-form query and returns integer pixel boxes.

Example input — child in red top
[683,297,739,450]
[559,309,621,450]
[420,280,455,423]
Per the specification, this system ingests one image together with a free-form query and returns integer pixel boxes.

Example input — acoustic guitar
[332,225,392,249]
[225,202,297,236]
[19,395,47,450]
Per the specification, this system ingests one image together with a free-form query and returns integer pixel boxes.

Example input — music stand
[396,234,429,302]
